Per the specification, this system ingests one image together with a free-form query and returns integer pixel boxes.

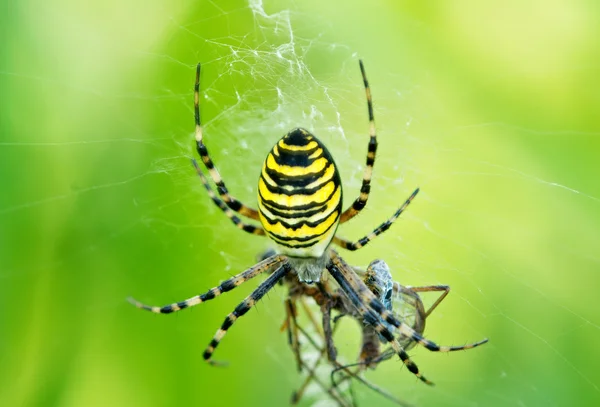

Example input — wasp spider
[129,61,488,385]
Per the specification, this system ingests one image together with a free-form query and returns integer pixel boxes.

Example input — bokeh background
[2,1,599,406]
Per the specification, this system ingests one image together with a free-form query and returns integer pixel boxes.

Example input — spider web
[1,1,599,406]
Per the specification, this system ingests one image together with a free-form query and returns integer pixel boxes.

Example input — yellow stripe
[259,178,336,208]
[303,163,334,189]
[266,153,328,176]
[278,139,318,151]
[261,161,335,191]
[308,148,323,159]
[260,210,339,239]
[261,162,279,188]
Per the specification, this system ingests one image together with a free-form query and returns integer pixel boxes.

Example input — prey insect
[129,60,488,385]
[282,259,453,406]
[332,260,453,394]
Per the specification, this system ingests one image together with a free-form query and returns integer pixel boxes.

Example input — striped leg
[329,252,489,355]
[203,263,291,364]
[340,60,377,224]
[128,254,285,314]
[192,159,265,237]
[193,63,259,220]
[326,256,434,385]
[334,188,419,251]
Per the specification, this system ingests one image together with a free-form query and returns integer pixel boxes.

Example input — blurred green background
[2,0,599,406]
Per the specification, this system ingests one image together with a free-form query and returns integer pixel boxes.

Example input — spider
[280,258,453,407]
[129,60,488,385]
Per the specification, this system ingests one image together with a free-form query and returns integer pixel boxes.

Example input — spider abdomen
[258,128,342,258]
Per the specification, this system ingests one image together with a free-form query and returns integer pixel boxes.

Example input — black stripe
[196,143,214,169]
[242,224,259,233]
[271,153,317,169]
[264,162,333,187]
[260,200,329,219]
[200,290,216,301]
[260,174,336,196]
[160,306,174,314]
[268,237,319,249]
[176,301,189,310]
[277,144,319,156]
[268,231,323,243]
[221,316,234,330]
[233,302,250,317]
[219,279,236,292]
[272,150,321,168]
[259,206,339,230]
[352,200,366,211]
[368,137,377,153]
[266,212,339,243]
[369,299,383,313]
[404,354,419,374]
[379,220,392,233]
[227,200,241,211]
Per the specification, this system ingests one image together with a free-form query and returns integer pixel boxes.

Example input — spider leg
[284,298,303,372]
[340,60,378,224]
[298,295,324,335]
[390,282,427,349]
[358,325,383,368]
[193,63,260,220]
[329,252,489,354]
[334,188,419,251]
[203,263,291,364]
[326,257,434,385]
[128,254,285,314]
[405,285,450,318]
[192,159,265,236]
[317,283,338,362]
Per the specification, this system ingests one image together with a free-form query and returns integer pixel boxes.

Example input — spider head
[257,127,343,262]
[286,253,331,284]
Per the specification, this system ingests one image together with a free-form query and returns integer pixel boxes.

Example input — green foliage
[1,1,599,406]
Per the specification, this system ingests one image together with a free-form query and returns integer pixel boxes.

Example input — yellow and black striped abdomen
[258,128,342,258]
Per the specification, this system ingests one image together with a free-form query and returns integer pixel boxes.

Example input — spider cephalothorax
[129,60,488,386]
